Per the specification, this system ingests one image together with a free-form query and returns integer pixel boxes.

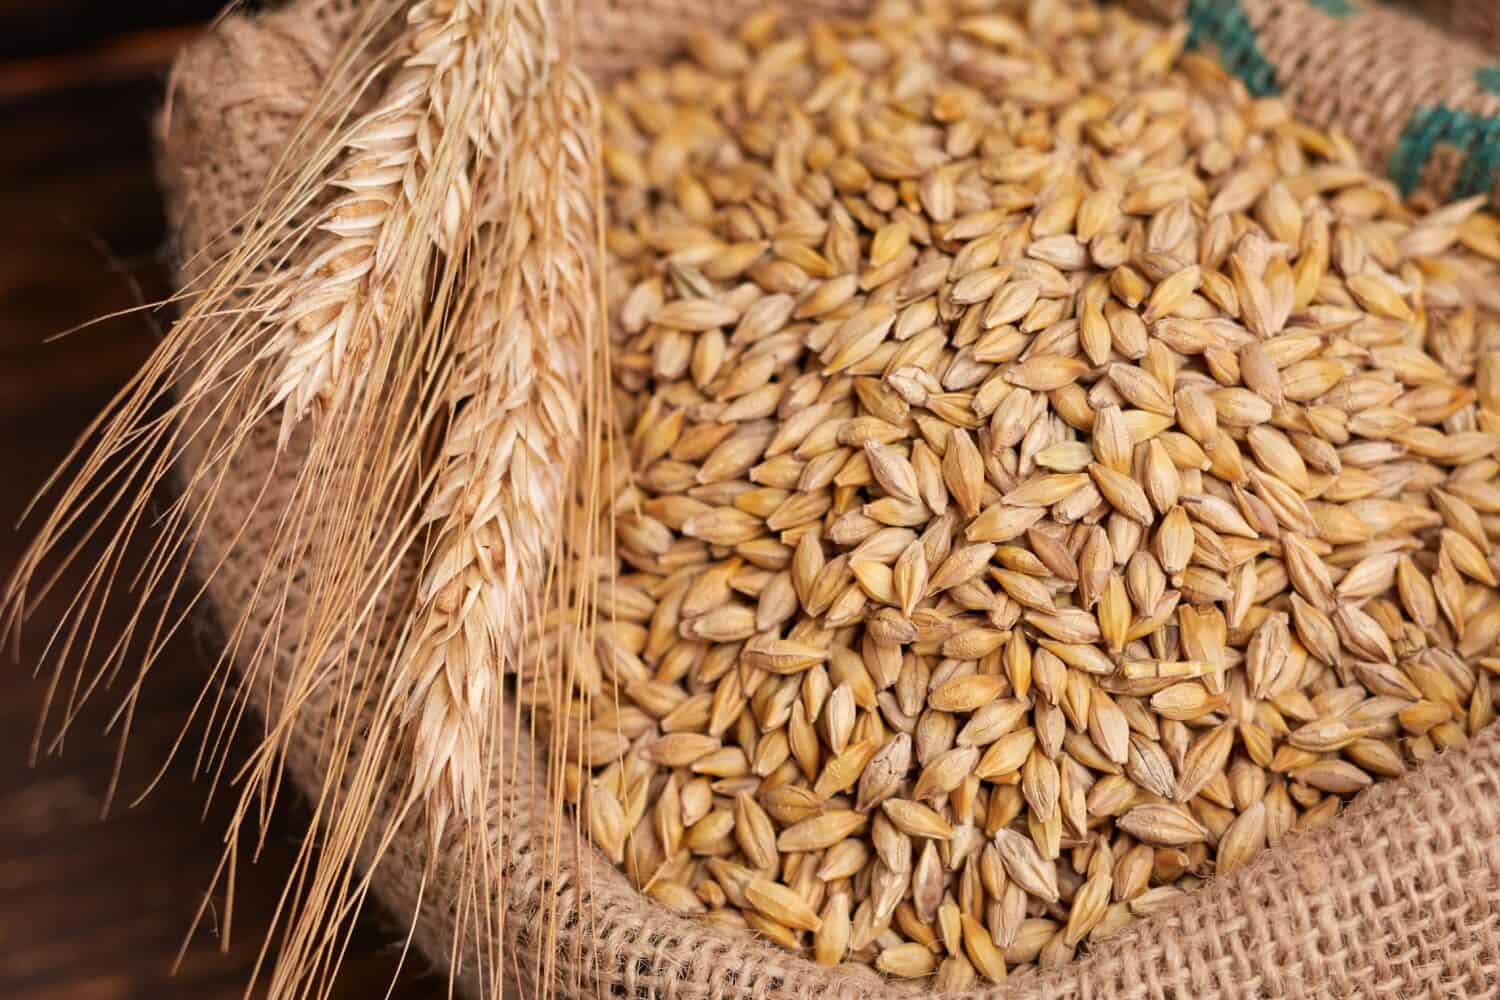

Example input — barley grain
[563,0,1500,984]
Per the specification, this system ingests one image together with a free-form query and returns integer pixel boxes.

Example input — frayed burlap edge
[156,2,1500,998]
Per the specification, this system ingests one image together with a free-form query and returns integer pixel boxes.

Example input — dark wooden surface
[0,9,438,1000]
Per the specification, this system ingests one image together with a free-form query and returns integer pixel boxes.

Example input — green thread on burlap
[1391,107,1454,195]
[1390,106,1500,199]
[1455,118,1500,198]
[1185,0,1279,97]
[1178,0,1498,200]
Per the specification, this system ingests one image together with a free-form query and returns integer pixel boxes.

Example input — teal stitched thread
[1185,0,1279,97]
[1477,66,1500,97]
[1306,0,1358,15]
[1389,106,1500,199]
[1391,107,1454,195]
[1455,118,1500,198]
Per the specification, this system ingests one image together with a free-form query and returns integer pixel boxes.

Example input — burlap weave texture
[1126,0,1500,207]
[155,2,1500,997]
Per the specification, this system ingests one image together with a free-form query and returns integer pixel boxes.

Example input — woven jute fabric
[156,2,1500,998]
[1126,0,1500,207]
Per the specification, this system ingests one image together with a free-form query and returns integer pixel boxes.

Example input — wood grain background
[0,4,437,998]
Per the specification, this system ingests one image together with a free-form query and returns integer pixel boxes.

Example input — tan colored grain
[562,0,1500,985]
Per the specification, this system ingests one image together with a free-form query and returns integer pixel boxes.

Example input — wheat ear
[218,2,542,994]
[394,0,562,815]
[3,0,607,996]
[270,0,492,441]
[403,69,597,824]
[253,48,610,1000]
[387,51,607,1000]
[219,4,606,999]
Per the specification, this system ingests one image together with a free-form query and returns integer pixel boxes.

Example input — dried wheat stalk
[400,85,596,831]
[242,17,609,1000]
[543,1,1500,986]
[270,0,499,440]
[6,2,544,999]
[393,7,602,839]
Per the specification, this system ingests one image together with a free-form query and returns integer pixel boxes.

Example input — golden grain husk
[564,0,1500,984]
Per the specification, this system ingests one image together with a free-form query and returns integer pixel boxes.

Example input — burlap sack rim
[156,2,1500,998]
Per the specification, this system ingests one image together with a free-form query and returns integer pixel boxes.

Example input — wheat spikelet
[270,0,494,440]
[400,221,583,827]
[393,60,605,998]
[397,6,577,835]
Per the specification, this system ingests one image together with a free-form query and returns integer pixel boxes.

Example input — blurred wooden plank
[0,79,171,423]
[3,404,439,999]
[0,2,225,61]
[0,25,202,101]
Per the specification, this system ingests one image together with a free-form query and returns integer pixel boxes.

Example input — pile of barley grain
[561,0,1500,985]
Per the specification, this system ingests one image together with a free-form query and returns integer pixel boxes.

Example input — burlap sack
[1124,0,1500,208]
[156,1,1500,997]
